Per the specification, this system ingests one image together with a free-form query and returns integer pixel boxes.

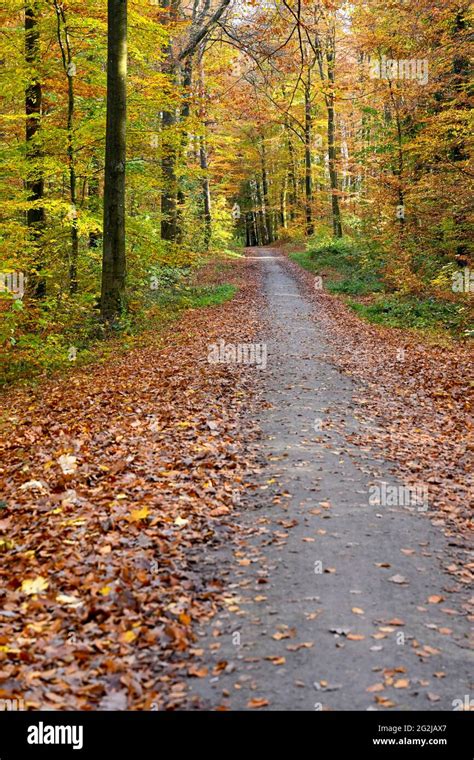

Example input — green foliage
[291,234,472,338]
[348,296,472,337]
[291,235,384,296]
[0,273,238,387]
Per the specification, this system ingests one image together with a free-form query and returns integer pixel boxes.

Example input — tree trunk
[160,0,179,242]
[198,55,211,249]
[161,108,178,241]
[280,174,287,229]
[54,1,79,293]
[285,128,298,222]
[260,137,272,243]
[255,178,268,245]
[304,80,314,236]
[25,3,45,297]
[326,39,342,238]
[175,57,193,240]
[100,0,127,323]
[88,154,101,248]
[200,135,212,249]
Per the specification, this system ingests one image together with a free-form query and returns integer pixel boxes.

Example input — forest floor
[0,247,472,711]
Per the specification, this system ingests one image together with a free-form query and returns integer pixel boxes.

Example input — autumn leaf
[265,656,286,665]
[188,665,208,678]
[58,454,78,475]
[21,576,49,595]
[394,678,410,689]
[56,594,83,609]
[120,630,137,644]
[247,698,269,708]
[128,506,149,522]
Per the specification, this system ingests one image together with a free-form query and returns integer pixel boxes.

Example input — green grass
[152,283,236,309]
[190,283,237,306]
[348,296,471,336]
[290,236,472,338]
[290,236,384,297]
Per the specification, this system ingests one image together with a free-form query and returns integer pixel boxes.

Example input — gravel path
[187,248,472,711]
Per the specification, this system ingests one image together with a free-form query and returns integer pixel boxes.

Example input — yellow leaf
[121,630,137,644]
[129,506,149,522]
[21,576,49,595]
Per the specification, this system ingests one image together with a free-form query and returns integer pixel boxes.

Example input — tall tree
[100,0,127,322]
[25,2,45,296]
[53,0,79,293]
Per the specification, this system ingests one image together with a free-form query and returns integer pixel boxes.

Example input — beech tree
[100,0,127,322]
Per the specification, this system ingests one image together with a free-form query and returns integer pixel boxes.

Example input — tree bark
[25,3,46,297]
[160,0,179,242]
[100,0,127,323]
[260,137,272,243]
[304,79,314,236]
[200,135,212,249]
[198,55,211,249]
[54,1,79,293]
[284,121,298,222]
[326,37,342,238]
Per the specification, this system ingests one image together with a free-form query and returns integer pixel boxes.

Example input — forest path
[187,247,472,711]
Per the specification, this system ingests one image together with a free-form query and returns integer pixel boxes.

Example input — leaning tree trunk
[100,0,127,323]
[25,3,46,297]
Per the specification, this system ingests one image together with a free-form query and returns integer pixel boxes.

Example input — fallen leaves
[247,698,269,709]
[128,506,149,522]
[393,678,410,689]
[388,574,408,585]
[187,665,209,678]
[265,656,286,666]
[286,642,314,651]
[0,260,264,709]
[58,454,78,475]
[56,594,83,609]
[21,576,49,595]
